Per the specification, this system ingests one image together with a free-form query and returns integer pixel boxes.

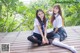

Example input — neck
[55,13,59,17]
[55,13,58,15]
[41,18,43,21]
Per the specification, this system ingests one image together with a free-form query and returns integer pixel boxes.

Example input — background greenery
[0,0,80,32]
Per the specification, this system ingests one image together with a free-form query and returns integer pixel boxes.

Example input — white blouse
[53,14,62,28]
[33,18,48,34]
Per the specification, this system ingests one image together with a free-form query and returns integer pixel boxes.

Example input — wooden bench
[0,26,80,53]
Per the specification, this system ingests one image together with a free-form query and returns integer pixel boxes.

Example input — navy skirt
[32,27,67,42]
[31,32,55,44]
[48,27,67,41]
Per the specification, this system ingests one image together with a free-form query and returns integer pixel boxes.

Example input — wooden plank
[0,32,7,42]
[0,32,20,43]
[0,26,80,53]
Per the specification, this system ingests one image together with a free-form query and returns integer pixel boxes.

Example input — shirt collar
[54,13,59,18]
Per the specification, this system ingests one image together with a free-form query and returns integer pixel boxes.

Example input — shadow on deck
[0,26,80,53]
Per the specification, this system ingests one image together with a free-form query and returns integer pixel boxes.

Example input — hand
[42,37,46,44]
[44,36,49,44]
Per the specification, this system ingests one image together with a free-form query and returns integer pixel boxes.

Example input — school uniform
[48,14,67,41]
[27,18,50,46]
[33,18,45,43]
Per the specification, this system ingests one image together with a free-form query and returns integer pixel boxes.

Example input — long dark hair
[36,9,46,27]
[51,4,64,26]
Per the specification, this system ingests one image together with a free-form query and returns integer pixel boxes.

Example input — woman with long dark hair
[27,9,49,46]
[49,4,77,53]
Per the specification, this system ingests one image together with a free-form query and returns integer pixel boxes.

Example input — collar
[54,13,59,18]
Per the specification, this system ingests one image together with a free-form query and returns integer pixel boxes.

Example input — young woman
[27,9,49,46]
[50,4,77,53]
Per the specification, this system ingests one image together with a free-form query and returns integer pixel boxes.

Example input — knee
[27,36,32,41]
[52,40,58,45]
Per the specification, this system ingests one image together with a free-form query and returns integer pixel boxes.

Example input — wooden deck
[0,26,80,53]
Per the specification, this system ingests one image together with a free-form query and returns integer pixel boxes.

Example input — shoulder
[34,18,39,22]
[56,15,62,19]
[34,18,40,25]
[34,18,37,21]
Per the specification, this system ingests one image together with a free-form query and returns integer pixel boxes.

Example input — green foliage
[0,0,80,32]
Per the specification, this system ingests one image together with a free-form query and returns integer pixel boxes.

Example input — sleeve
[56,16,62,28]
[34,18,40,26]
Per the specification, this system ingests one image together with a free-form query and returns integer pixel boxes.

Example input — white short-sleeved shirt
[33,18,48,34]
[53,14,62,28]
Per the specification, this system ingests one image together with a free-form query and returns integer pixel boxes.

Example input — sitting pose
[49,4,77,53]
[27,9,49,46]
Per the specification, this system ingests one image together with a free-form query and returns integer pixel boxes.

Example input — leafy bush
[0,0,80,32]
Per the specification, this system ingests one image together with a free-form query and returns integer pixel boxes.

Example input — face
[38,11,44,19]
[53,6,59,14]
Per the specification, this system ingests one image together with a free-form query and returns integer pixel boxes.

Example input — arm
[44,26,49,44]
[44,20,48,37]
[37,25,44,38]
[44,20,49,44]
[44,26,47,37]
[37,25,47,44]
[54,27,58,33]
